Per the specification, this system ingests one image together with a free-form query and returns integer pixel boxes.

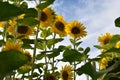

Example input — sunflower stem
[73,38,76,80]
[30,1,41,80]
[44,37,48,79]
[52,33,56,73]
[3,21,8,41]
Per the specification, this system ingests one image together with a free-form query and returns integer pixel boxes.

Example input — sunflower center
[17,26,28,34]
[103,38,110,45]
[62,71,68,80]
[55,21,64,31]
[47,75,56,80]
[71,27,80,34]
[41,12,47,21]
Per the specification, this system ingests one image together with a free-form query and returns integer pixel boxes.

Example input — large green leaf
[24,8,37,18]
[63,49,85,63]
[47,38,64,49]
[0,50,28,76]
[0,2,24,21]
[76,62,97,80]
[17,17,39,26]
[115,17,120,27]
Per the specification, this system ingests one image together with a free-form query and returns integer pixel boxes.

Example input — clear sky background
[27,0,120,80]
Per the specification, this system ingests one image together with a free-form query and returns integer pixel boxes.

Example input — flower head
[98,32,113,46]
[51,15,67,37]
[115,41,120,48]
[45,73,57,80]
[0,21,5,28]
[60,65,73,80]
[65,20,87,39]
[7,25,34,38]
[2,41,23,52]
[40,7,55,28]
[23,51,32,62]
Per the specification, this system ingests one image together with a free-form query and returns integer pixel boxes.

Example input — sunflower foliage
[0,0,120,80]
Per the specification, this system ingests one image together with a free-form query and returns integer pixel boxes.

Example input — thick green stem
[52,33,56,73]
[44,38,48,80]
[73,38,76,80]
[30,1,41,80]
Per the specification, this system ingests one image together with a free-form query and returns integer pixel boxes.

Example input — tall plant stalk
[30,1,41,80]
[73,38,76,80]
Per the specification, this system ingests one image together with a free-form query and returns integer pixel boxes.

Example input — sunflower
[60,65,73,80]
[7,25,34,38]
[23,51,32,62]
[19,65,32,74]
[2,40,23,52]
[51,15,67,37]
[115,41,120,48]
[99,57,111,70]
[99,56,120,80]
[98,32,113,46]
[20,65,32,70]
[0,21,5,28]
[45,73,57,80]
[65,20,87,39]
[39,7,55,28]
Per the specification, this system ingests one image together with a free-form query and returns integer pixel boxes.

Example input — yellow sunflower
[65,20,87,39]
[2,40,23,52]
[39,7,55,28]
[0,21,5,28]
[7,25,34,38]
[60,65,73,80]
[99,57,111,70]
[23,51,32,62]
[115,41,120,48]
[45,73,57,80]
[99,56,120,80]
[51,15,67,37]
[98,32,113,46]
[99,53,120,70]
[19,65,32,73]
[20,65,32,70]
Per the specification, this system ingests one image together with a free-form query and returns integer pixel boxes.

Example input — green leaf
[37,0,55,9]
[0,2,24,21]
[76,62,97,80]
[40,28,52,38]
[24,8,37,18]
[83,47,90,55]
[22,44,33,49]
[115,17,120,27]
[47,49,61,59]
[47,38,63,49]
[104,47,120,53]
[0,50,28,76]
[17,17,39,26]
[36,53,45,60]
[37,42,46,50]
[22,39,35,44]
[63,49,85,63]
[19,2,28,10]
